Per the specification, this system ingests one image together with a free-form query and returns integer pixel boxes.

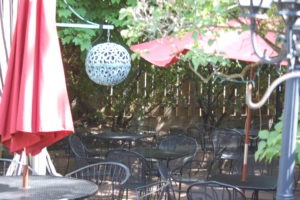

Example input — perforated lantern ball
[85,42,131,86]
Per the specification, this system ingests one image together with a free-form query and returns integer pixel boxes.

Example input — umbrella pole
[22,148,28,189]
[242,67,255,182]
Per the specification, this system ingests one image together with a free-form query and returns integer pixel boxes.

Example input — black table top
[132,147,191,161]
[96,131,154,141]
[210,174,277,191]
[0,175,98,200]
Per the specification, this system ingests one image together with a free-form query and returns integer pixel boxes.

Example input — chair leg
[125,188,128,200]
[166,181,176,200]
[178,182,182,200]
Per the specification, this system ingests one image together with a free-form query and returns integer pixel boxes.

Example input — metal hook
[246,71,300,109]
[250,19,287,64]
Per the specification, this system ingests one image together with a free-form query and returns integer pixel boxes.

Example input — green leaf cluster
[255,111,300,164]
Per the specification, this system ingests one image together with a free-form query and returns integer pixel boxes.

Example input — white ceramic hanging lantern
[85,42,131,86]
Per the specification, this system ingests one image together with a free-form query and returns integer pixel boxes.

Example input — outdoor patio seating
[68,135,105,169]
[170,159,211,199]
[65,161,130,199]
[105,148,156,199]
[186,180,246,200]
[212,128,243,174]
[158,135,198,171]
[170,146,226,199]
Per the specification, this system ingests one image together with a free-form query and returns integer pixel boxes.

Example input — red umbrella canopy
[130,19,281,67]
[0,0,74,155]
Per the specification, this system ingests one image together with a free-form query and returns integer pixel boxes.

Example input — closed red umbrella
[130,19,281,66]
[0,0,73,156]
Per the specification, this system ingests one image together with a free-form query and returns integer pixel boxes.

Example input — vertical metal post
[276,21,299,200]
[276,72,299,200]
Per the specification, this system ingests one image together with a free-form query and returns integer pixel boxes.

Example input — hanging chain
[107,29,110,42]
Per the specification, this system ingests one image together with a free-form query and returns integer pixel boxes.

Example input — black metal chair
[66,161,130,199]
[170,159,211,198]
[68,135,105,169]
[212,129,243,174]
[195,124,216,154]
[187,180,246,200]
[106,149,157,199]
[135,180,170,200]
[170,146,226,200]
[158,135,198,171]
[186,125,205,152]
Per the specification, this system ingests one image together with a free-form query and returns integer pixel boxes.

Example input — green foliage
[255,111,300,164]
[119,0,237,46]
[56,0,136,51]
[107,60,184,129]
[57,0,183,128]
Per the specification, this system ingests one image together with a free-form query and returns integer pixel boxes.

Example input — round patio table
[210,174,277,200]
[96,131,155,148]
[132,147,191,161]
[0,175,98,200]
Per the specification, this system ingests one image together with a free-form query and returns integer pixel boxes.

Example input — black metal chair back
[187,181,246,200]
[106,149,151,190]
[187,125,204,152]
[212,129,242,157]
[159,135,198,171]
[68,135,103,168]
[213,129,242,159]
[66,161,130,199]
[211,129,242,174]
[196,124,216,153]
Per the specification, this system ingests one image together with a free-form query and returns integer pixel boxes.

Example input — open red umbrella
[130,19,281,66]
[130,18,286,182]
[0,0,73,156]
